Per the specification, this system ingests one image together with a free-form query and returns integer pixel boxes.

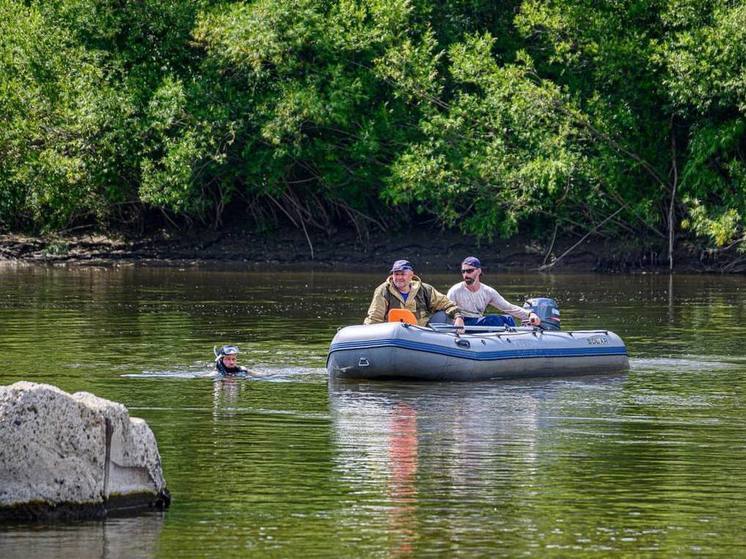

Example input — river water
[1,263,745,557]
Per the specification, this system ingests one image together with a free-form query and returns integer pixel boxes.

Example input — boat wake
[121,366,326,381]
[630,356,743,372]
[120,369,215,379]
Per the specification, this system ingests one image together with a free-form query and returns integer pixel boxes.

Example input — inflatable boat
[326,299,628,381]
[327,323,628,381]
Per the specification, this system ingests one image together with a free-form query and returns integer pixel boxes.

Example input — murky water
[1,263,746,557]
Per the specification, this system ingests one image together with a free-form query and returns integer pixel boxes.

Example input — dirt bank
[0,227,742,273]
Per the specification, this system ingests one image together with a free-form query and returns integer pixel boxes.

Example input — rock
[0,382,170,521]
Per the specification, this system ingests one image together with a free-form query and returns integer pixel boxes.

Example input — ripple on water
[3,267,746,557]
[630,356,743,371]
[120,366,327,382]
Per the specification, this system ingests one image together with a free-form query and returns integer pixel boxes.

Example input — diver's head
[215,345,240,362]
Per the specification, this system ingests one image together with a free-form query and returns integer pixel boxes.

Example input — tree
[0,0,137,231]
[660,2,746,254]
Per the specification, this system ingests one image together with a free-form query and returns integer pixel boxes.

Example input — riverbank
[0,227,742,273]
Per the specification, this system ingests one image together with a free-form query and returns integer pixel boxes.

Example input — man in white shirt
[447,256,541,327]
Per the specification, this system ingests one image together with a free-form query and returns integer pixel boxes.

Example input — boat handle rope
[378,324,609,340]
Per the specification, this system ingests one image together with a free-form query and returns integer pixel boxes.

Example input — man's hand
[454,316,465,334]
[528,312,541,327]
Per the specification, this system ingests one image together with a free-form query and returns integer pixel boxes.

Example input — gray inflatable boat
[327,322,629,381]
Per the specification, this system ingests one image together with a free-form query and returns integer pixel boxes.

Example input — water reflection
[387,402,418,557]
[3,265,746,556]
[0,512,164,559]
[213,375,242,399]
[328,377,628,555]
[212,377,246,419]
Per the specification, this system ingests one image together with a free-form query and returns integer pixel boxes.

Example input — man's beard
[464,277,475,285]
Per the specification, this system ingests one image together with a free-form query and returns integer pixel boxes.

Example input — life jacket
[383,282,433,321]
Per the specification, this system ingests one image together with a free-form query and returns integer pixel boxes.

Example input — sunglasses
[461,268,477,274]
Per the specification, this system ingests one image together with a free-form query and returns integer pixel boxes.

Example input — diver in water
[214,345,250,376]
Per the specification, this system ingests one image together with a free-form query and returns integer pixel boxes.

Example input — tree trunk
[668,118,678,271]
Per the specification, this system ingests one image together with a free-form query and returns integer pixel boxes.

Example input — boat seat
[388,308,417,325]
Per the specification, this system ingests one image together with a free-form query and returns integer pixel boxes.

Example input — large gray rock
[0,382,170,521]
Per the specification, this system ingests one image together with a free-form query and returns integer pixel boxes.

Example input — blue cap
[462,256,481,268]
[390,259,414,273]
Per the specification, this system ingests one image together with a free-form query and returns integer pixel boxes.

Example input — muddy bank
[0,228,742,273]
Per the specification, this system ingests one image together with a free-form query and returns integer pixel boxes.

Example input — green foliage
[0,0,133,230]
[682,120,746,203]
[186,0,428,225]
[1,0,746,258]
[681,199,742,249]
[661,2,746,114]
[515,0,675,230]
[139,76,209,214]
[657,2,746,248]
[386,33,592,239]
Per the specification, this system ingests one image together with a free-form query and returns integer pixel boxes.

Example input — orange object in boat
[388,308,417,324]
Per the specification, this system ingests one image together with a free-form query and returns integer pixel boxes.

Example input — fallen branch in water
[539,206,626,271]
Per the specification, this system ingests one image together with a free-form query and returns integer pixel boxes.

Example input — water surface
[1,264,745,557]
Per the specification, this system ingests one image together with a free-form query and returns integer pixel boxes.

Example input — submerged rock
[0,382,170,521]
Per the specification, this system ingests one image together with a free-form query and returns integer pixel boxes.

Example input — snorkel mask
[214,345,240,361]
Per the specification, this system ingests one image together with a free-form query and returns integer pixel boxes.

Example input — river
[1,263,745,557]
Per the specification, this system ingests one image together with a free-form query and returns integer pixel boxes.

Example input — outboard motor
[523,297,561,330]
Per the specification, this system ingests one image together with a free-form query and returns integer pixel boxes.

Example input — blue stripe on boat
[328,338,627,361]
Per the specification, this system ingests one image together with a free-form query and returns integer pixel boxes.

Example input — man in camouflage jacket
[364,259,465,328]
